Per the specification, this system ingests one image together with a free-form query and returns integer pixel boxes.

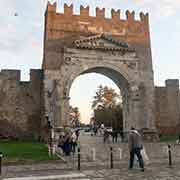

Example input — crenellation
[0,69,43,84]
[111,9,120,21]
[140,12,149,24]
[30,69,43,82]
[80,5,89,17]
[45,1,151,44]
[46,1,149,24]
[165,79,179,88]
[0,69,20,81]
[126,10,135,22]
[47,1,57,12]
[96,7,105,19]
[64,3,73,16]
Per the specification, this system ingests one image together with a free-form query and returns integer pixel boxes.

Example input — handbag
[141,147,150,165]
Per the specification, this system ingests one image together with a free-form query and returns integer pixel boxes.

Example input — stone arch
[67,65,132,131]
[66,63,134,96]
[43,34,157,134]
[58,61,140,132]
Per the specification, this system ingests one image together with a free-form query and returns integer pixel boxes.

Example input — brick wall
[44,2,150,44]
[155,80,180,135]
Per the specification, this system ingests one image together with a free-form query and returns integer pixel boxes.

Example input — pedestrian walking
[71,131,77,154]
[128,127,144,171]
[112,130,118,143]
[63,132,72,156]
[103,129,109,143]
[100,123,105,135]
[75,129,79,140]
[58,134,65,152]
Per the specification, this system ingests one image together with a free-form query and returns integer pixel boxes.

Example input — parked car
[84,127,91,132]
[106,127,113,132]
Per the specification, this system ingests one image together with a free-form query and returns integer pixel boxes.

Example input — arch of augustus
[42,2,157,139]
[0,2,179,140]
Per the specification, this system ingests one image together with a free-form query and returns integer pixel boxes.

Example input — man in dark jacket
[128,127,144,171]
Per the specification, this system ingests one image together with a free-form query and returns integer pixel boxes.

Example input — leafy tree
[92,85,120,109]
[92,85,123,131]
[69,106,81,127]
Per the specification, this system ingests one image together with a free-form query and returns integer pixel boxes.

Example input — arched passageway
[68,67,130,131]
[43,34,156,133]
[69,72,123,131]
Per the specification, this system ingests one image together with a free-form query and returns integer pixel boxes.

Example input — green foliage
[159,135,178,142]
[92,85,123,131]
[92,85,120,109]
[70,106,81,126]
[0,140,58,165]
[94,105,123,131]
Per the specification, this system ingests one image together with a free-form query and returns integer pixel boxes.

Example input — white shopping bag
[141,148,150,165]
[134,155,139,166]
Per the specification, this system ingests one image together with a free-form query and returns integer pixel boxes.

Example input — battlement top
[46,1,149,23]
[0,69,42,82]
[44,1,151,45]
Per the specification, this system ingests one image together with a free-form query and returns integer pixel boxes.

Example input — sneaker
[141,168,144,172]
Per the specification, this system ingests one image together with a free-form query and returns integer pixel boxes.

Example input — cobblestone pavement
[2,134,180,180]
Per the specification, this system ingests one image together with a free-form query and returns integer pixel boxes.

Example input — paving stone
[2,135,180,179]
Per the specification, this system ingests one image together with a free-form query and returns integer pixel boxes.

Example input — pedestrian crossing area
[3,173,90,180]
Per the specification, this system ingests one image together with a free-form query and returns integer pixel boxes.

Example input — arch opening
[67,66,131,133]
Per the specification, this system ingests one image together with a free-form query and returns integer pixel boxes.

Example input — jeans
[129,147,144,169]
[71,142,77,154]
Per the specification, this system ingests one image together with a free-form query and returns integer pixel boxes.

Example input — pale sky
[1,0,180,123]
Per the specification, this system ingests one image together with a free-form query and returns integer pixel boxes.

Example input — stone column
[43,79,55,123]
[122,91,131,132]
[61,97,70,126]
[129,85,142,130]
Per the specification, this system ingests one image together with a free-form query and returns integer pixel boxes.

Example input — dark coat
[128,130,143,151]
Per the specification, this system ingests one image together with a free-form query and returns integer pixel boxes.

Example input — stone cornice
[74,34,135,52]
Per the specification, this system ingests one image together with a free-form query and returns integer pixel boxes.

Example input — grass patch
[159,134,178,142]
[0,139,59,165]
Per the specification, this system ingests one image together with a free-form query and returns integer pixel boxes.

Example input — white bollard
[162,146,168,157]
[48,145,51,156]
[52,144,56,155]
[51,129,55,139]
[92,148,96,161]
[118,148,122,160]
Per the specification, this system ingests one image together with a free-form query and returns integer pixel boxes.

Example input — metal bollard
[0,152,3,175]
[168,145,172,166]
[110,147,113,169]
[78,147,80,170]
